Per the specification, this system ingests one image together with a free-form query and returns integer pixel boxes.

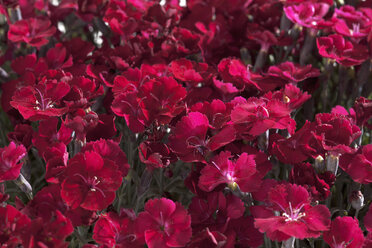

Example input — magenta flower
[323,216,365,248]
[284,2,332,29]
[253,184,331,241]
[198,151,263,192]
[0,142,27,182]
[136,198,192,248]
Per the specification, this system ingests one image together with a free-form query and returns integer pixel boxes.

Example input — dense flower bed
[0,0,371,247]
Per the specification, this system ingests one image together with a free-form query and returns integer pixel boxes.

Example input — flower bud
[350,190,364,211]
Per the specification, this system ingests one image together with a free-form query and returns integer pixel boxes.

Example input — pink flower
[323,216,365,248]
[136,198,192,248]
[253,184,331,241]
[198,151,263,192]
[0,142,27,182]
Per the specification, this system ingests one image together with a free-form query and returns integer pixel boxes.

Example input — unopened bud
[283,95,290,103]
[350,190,364,210]
[228,182,239,191]
[326,153,340,175]
[314,155,325,173]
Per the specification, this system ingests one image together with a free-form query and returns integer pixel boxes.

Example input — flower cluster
[0,0,371,247]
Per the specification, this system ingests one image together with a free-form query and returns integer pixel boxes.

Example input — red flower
[169,59,203,84]
[82,139,130,177]
[323,216,365,248]
[0,142,27,182]
[264,84,311,111]
[289,162,335,201]
[93,210,144,248]
[10,80,70,121]
[217,58,260,91]
[265,62,320,84]
[187,228,227,248]
[317,34,369,66]
[312,113,361,155]
[22,210,74,248]
[198,151,262,193]
[365,204,372,233]
[231,97,296,139]
[8,18,56,47]
[23,184,96,227]
[339,144,372,184]
[139,141,175,170]
[61,151,122,211]
[141,77,187,125]
[0,205,31,246]
[253,184,331,241]
[136,198,192,248]
[353,97,372,127]
[168,112,236,162]
[32,117,73,156]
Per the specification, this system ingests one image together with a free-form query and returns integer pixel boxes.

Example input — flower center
[281,202,306,222]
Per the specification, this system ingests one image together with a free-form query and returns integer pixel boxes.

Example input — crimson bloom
[265,62,320,84]
[0,142,27,182]
[61,151,122,211]
[231,97,296,139]
[0,205,31,246]
[93,210,144,248]
[10,80,70,121]
[168,112,236,162]
[317,34,369,66]
[253,184,331,241]
[21,210,74,248]
[8,18,56,47]
[339,144,372,184]
[198,151,263,193]
[323,216,365,248]
[82,139,130,177]
[136,198,192,248]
